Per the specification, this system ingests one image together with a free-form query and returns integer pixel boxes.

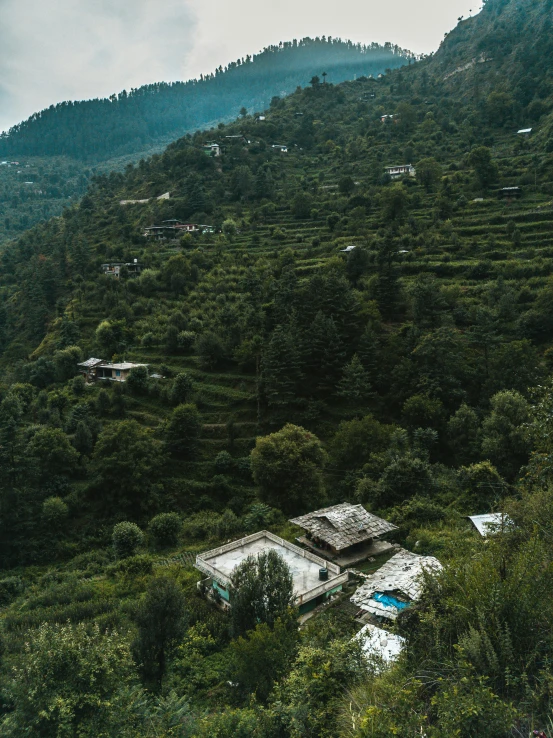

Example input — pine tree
[337,354,373,403]
[303,312,345,395]
[262,324,302,409]
[133,577,187,688]
[73,421,93,456]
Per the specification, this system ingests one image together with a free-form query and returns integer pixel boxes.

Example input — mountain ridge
[0,38,412,163]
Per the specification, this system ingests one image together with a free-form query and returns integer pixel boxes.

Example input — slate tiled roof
[351,550,442,620]
[100,362,147,371]
[290,503,398,552]
[78,357,104,368]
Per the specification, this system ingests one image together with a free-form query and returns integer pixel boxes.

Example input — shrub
[165,404,202,457]
[178,331,196,353]
[71,375,86,396]
[140,332,157,348]
[196,332,225,370]
[217,508,241,538]
[126,365,149,395]
[171,373,194,405]
[214,450,234,474]
[112,521,144,559]
[109,554,154,579]
[42,496,69,525]
[0,576,25,606]
[148,512,182,547]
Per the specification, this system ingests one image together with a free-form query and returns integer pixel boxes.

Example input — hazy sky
[0,0,481,132]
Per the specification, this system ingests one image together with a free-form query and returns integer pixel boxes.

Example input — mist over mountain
[0,38,412,163]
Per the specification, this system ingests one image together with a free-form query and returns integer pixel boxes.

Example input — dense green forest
[0,38,412,163]
[1,0,553,735]
[0,156,92,244]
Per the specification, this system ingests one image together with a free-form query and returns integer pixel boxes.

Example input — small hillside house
[271,144,288,153]
[225,135,249,145]
[290,503,398,566]
[78,359,148,383]
[385,165,416,179]
[195,530,349,615]
[102,260,142,278]
[500,186,522,200]
[203,143,221,157]
[144,221,214,239]
[351,550,442,621]
[381,114,397,124]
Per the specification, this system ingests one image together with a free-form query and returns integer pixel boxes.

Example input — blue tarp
[373,592,410,611]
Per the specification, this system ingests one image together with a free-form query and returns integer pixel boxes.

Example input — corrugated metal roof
[290,503,398,552]
[355,623,405,665]
[468,513,512,537]
[351,550,442,620]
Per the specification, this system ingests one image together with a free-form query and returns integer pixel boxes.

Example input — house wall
[298,584,343,614]
[212,580,230,602]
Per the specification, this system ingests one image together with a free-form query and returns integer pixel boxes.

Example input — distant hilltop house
[144,220,215,239]
[195,530,349,616]
[256,115,266,122]
[101,260,142,278]
[351,549,443,621]
[381,114,397,123]
[203,142,221,157]
[340,245,358,253]
[290,503,398,567]
[78,358,148,383]
[225,135,250,145]
[385,164,416,180]
[271,144,288,153]
[517,128,532,135]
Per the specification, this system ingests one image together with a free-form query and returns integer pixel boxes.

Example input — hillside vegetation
[0,38,411,246]
[1,0,553,735]
[0,38,411,163]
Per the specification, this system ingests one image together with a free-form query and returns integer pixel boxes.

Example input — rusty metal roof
[290,503,398,552]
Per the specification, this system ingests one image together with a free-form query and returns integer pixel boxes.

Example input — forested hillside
[0,38,411,163]
[0,38,411,246]
[1,0,553,735]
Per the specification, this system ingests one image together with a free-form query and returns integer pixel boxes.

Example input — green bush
[148,512,182,547]
[109,554,154,579]
[42,496,69,525]
[0,576,25,606]
[126,365,149,395]
[112,521,144,559]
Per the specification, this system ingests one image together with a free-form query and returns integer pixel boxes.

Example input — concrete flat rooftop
[200,533,340,597]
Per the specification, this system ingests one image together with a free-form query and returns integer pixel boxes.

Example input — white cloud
[0,0,198,130]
